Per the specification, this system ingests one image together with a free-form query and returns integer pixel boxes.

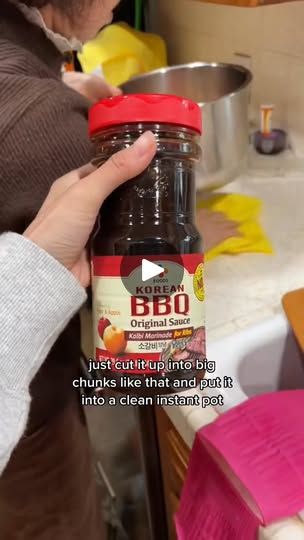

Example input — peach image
[103,325,127,355]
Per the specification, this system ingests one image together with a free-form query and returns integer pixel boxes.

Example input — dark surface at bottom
[0,395,104,539]
[137,406,168,540]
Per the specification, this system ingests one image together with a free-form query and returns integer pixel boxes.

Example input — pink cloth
[175,437,260,539]
[176,391,304,539]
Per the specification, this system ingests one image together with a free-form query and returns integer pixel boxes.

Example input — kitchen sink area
[159,157,304,539]
[207,313,304,412]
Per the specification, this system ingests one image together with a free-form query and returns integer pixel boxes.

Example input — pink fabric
[175,437,260,539]
[176,391,304,539]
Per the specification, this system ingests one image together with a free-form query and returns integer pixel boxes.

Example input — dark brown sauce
[91,124,205,395]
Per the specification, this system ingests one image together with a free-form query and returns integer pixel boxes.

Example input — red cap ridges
[89,94,202,136]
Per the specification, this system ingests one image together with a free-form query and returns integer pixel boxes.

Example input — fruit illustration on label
[98,317,111,339]
[103,325,127,355]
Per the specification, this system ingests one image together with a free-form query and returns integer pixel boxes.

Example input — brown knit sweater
[0,1,93,431]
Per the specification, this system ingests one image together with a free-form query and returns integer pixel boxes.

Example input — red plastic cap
[89,94,202,136]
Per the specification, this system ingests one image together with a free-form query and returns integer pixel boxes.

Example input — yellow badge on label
[193,263,205,302]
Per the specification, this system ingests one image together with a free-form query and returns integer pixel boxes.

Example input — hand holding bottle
[24,132,157,287]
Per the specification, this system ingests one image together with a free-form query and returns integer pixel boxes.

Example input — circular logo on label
[193,263,205,301]
[120,250,185,299]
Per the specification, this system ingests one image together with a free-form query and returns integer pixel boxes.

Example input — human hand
[24,132,157,287]
[62,71,122,103]
[196,208,241,252]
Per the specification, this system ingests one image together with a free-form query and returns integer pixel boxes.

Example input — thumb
[73,131,157,212]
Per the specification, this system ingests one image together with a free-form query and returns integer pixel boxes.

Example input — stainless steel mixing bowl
[122,62,252,189]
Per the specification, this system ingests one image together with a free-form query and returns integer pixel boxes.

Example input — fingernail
[134,132,155,157]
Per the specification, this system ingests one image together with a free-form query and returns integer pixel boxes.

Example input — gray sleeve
[0,232,87,473]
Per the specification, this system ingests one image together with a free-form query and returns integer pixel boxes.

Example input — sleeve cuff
[0,232,87,390]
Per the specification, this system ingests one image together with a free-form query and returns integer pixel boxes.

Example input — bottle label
[92,254,205,374]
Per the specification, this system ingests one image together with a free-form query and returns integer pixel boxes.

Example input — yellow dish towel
[198,193,273,261]
[78,23,167,87]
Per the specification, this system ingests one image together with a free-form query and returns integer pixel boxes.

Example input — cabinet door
[155,407,191,540]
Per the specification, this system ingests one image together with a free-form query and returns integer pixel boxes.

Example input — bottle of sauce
[89,94,205,395]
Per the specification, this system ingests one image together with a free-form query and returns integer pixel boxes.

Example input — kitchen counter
[164,149,304,538]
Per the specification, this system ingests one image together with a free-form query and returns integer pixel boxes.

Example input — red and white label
[92,254,205,375]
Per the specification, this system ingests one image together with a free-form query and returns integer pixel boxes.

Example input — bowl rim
[121,61,253,106]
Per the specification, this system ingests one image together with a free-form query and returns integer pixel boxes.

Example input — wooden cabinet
[194,0,297,8]
[155,407,191,540]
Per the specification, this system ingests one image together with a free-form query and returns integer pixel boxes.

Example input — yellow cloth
[78,23,167,87]
[197,193,273,261]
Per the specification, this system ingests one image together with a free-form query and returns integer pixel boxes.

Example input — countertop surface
[164,149,304,539]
